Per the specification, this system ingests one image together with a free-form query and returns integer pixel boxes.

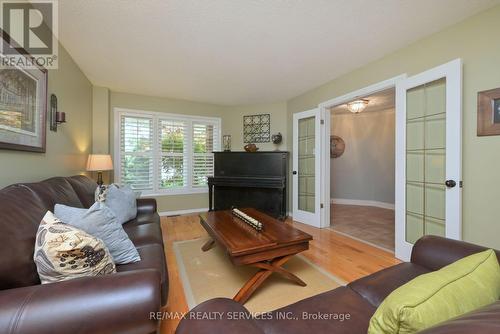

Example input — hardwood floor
[159,214,400,334]
[330,204,395,251]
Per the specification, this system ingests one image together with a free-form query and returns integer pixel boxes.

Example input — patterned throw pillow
[95,184,111,202]
[34,211,116,284]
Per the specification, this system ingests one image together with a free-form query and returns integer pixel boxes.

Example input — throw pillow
[54,202,141,264]
[95,184,111,202]
[104,184,138,224]
[34,211,116,284]
[368,249,500,334]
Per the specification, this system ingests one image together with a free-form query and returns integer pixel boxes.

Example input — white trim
[113,107,221,195]
[395,77,407,260]
[318,75,407,232]
[330,198,395,210]
[395,59,463,261]
[159,207,209,217]
[320,106,330,228]
[318,75,407,109]
[114,107,223,122]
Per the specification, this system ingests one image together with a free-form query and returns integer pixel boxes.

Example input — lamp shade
[86,154,113,171]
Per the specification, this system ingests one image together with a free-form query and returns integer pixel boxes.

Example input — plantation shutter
[158,119,188,189]
[192,122,218,187]
[120,115,154,190]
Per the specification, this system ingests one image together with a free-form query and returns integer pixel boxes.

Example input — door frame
[395,59,463,260]
[317,75,407,229]
[292,108,322,227]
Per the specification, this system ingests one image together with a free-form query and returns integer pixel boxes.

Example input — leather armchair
[411,235,500,271]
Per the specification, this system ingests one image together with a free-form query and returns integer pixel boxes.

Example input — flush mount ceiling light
[347,99,369,114]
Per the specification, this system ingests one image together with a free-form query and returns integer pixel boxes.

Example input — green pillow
[368,249,500,334]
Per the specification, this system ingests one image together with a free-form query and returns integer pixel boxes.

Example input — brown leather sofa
[176,236,500,334]
[0,175,167,334]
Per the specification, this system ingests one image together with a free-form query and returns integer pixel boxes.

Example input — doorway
[310,59,462,261]
[329,88,396,251]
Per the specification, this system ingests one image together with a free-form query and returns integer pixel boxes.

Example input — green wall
[0,44,92,188]
[221,102,287,151]
[108,92,287,213]
[287,6,500,249]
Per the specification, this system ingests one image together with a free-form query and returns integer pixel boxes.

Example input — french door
[292,108,322,227]
[395,59,462,261]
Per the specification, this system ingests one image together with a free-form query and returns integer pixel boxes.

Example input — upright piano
[208,151,289,220]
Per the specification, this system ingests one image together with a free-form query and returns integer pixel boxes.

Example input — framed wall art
[477,87,500,136]
[0,31,48,152]
[243,113,270,143]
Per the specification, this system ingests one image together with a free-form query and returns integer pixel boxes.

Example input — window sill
[140,188,208,197]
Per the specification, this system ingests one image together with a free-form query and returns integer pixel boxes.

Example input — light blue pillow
[104,184,138,224]
[54,202,141,264]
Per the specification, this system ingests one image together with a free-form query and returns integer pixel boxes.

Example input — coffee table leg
[201,239,215,252]
[233,255,306,304]
[251,261,306,286]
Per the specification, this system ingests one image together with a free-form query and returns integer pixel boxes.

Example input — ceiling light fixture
[347,99,369,114]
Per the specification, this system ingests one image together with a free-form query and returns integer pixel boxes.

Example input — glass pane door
[406,78,447,243]
[298,116,316,213]
[293,108,321,227]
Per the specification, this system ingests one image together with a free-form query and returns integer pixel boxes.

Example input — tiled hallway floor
[330,204,395,251]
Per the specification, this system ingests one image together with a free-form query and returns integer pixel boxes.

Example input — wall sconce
[50,94,66,132]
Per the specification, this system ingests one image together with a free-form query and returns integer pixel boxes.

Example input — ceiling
[59,0,499,106]
[331,88,395,115]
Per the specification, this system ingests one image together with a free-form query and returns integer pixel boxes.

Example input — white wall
[331,109,395,205]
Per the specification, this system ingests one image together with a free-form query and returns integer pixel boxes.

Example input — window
[115,108,220,195]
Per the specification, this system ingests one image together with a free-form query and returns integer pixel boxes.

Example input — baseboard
[159,207,209,217]
[330,198,395,210]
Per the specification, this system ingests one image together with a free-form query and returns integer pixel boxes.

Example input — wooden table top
[199,208,312,257]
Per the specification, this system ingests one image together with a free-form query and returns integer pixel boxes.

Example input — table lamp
[86,154,113,186]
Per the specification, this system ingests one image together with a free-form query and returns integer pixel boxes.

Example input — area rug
[174,237,345,313]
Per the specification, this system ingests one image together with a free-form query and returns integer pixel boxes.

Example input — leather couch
[0,175,167,334]
[176,236,500,334]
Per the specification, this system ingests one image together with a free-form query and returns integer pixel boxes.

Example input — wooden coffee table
[199,208,313,304]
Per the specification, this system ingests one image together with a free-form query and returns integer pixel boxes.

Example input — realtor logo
[0,0,58,68]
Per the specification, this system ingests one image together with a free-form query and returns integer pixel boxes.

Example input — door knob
[445,180,456,188]
[292,171,297,175]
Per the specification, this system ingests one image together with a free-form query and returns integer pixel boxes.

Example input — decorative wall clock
[330,135,345,158]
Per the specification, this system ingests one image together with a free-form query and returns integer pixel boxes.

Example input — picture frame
[477,87,500,136]
[0,29,48,152]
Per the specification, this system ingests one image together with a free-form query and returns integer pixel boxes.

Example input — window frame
[114,107,221,196]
